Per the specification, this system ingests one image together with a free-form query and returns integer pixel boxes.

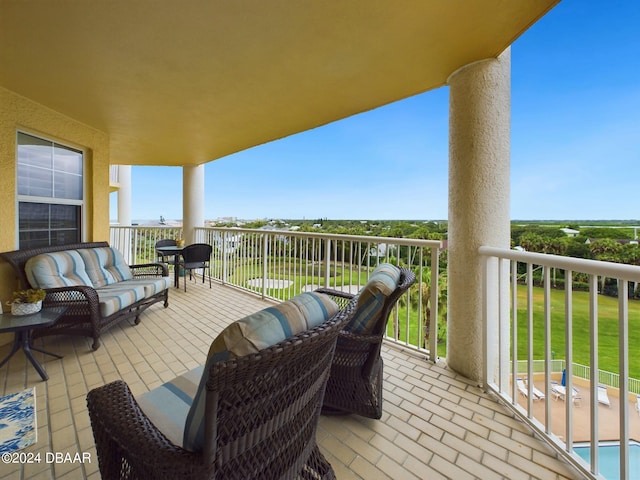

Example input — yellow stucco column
[182,165,205,244]
[446,48,511,382]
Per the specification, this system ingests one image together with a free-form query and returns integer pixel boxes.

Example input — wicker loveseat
[1,241,170,350]
[87,291,357,480]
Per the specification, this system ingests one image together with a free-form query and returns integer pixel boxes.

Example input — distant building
[560,228,579,237]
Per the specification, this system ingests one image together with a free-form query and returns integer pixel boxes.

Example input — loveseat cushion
[25,250,94,289]
[94,284,146,317]
[181,291,339,452]
[137,366,203,447]
[123,277,172,298]
[77,247,133,287]
[345,263,401,334]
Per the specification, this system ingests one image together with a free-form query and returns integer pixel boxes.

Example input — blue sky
[114,0,640,222]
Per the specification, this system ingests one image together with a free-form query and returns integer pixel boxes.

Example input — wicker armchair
[317,267,416,419]
[87,300,356,480]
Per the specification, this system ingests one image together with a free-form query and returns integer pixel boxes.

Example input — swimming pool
[574,441,640,480]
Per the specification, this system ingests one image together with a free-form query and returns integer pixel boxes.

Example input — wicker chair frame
[0,242,169,350]
[87,299,357,480]
[317,267,416,419]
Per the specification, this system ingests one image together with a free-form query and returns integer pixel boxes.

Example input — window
[17,132,83,248]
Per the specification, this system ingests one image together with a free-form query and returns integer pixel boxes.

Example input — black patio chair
[155,238,177,265]
[178,243,212,291]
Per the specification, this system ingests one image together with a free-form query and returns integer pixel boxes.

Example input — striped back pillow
[77,247,133,287]
[25,250,94,288]
[182,291,339,452]
[346,263,401,334]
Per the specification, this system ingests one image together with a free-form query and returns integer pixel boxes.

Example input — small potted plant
[8,288,46,316]
[176,237,185,248]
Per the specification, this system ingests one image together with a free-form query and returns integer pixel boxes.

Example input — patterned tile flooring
[0,279,583,479]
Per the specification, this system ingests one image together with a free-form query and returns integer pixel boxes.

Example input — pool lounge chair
[551,384,581,405]
[517,378,542,400]
[598,385,611,407]
[525,379,546,400]
[636,395,640,416]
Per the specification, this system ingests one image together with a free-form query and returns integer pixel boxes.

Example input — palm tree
[589,238,622,292]
[620,243,640,298]
[519,232,545,252]
[544,237,568,287]
[401,267,448,350]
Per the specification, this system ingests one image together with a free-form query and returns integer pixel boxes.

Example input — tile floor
[0,279,584,479]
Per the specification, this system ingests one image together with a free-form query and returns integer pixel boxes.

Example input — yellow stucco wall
[0,86,110,311]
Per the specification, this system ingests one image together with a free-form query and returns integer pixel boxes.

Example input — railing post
[564,270,574,450]
[132,228,139,265]
[262,233,269,299]
[429,246,439,362]
[498,258,510,395]
[618,280,630,480]
[526,264,534,415]
[483,255,499,392]
[511,260,518,403]
[543,266,552,433]
[324,238,331,289]
[222,231,228,285]
[588,274,599,475]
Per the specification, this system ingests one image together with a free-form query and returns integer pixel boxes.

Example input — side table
[0,306,67,381]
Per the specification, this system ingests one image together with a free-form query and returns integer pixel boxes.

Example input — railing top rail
[198,226,442,249]
[479,245,640,282]
[111,225,182,230]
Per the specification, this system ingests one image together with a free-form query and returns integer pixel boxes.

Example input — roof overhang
[0,0,560,166]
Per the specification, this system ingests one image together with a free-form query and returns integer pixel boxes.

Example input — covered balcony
[5,1,639,479]
[3,224,639,478]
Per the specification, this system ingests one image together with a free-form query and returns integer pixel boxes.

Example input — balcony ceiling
[0,0,558,167]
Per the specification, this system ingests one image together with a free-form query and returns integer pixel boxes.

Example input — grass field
[229,260,640,379]
[515,284,640,379]
[385,284,640,380]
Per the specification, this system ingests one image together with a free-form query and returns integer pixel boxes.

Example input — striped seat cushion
[137,366,203,447]
[25,250,94,288]
[346,263,401,334]
[94,284,146,317]
[182,291,339,452]
[123,277,172,297]
[77,247,133,287]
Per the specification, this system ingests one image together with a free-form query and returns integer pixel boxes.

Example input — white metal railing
[110,225,183,264]
[195,227,442,359]
[109,225,443,359]
[481,246,640,480]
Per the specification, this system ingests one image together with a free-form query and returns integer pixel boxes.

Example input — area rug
[0,387,37,454]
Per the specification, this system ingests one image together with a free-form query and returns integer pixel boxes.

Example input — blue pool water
[574,442,640,480]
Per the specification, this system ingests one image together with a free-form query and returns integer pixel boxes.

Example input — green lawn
[515,285,640,378]
[384,284,640,379]
[227,260,640,379]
